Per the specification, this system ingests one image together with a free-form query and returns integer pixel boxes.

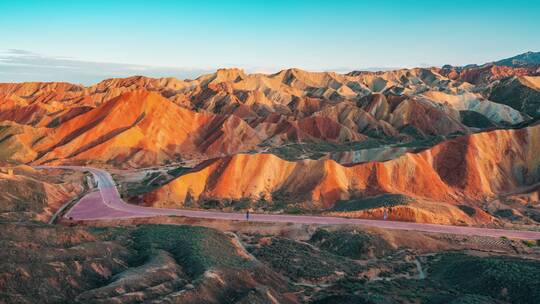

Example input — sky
[1,0,539,84]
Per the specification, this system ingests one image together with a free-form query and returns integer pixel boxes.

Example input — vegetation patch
[250,237,363,280]
[267,139,387,161]
[460,110,497,129]
[117,166,189,197]
[457,205,476,217]
[313,275,499,304]
[309,229,393,259]
[395,134,447,149]
[166,166,188,176]
[131,225,252,277]
[269,190,316,213]
[429,253,540,304]
[331,194,412,212]
[494,208,521,220]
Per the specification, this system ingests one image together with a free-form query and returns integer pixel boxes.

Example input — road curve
[37,165,540,240]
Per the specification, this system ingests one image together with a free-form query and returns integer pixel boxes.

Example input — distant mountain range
[495,51,540,67]
[444,51,540,69]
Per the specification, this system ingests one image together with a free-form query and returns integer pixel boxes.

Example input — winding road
[39,166,540,240]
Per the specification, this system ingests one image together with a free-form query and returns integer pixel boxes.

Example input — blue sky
[1,0,539,84]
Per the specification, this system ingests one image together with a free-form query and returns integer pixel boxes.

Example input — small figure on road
[246,210,250,220]
[383,208,388,220]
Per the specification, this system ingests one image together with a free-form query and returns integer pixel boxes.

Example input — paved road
[37,166,540,240]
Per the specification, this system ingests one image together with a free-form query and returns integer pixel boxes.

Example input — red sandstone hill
[141,123,540,224]
[1,66,537,167]
[2,90,262,167]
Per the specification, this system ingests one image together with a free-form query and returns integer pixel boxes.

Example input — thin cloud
[0,49,214,85]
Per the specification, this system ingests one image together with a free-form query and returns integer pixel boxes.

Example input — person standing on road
[246,210,250,220]
[383,208,388,220]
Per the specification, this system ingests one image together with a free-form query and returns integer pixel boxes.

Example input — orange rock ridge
[145,124,540,211]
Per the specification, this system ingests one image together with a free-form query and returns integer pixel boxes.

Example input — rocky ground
[0,166,87,222]
[2,187,540,304]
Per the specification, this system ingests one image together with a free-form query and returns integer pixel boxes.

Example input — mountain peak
[494,51,540,67]
[214,68,247,80]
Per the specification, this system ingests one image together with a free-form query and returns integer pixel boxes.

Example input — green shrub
[309,229,393,259]
[331,194,412,212]
[250,237,362,280]
[430,253,540,304]
[131,225,251,277]
[457,205,476,217]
